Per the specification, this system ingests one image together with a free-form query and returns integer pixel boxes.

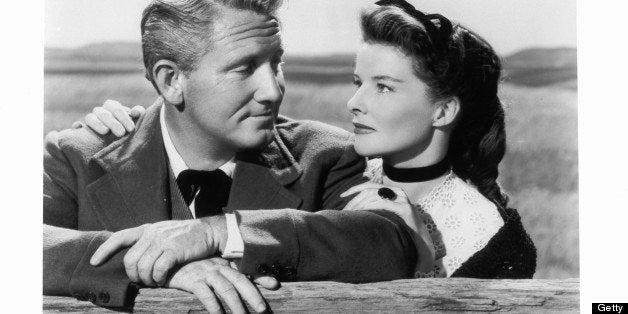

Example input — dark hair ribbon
[375,0,453,51]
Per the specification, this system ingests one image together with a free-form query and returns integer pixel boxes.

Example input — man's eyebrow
[372,75,405,83]
[226,46,284,68]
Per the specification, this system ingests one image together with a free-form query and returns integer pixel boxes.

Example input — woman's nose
[346,88,365,115]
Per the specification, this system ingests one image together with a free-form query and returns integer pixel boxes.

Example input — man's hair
[141,0,283,91]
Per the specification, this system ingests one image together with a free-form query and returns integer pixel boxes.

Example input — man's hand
[90,217,227,286]
[167,257,278,314]
[72,99,143,136]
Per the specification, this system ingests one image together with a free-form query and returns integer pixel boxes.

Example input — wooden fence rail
[44,278,579,313]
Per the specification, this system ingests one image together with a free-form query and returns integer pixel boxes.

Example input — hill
[501,47,577,88]
[44,42,576,88]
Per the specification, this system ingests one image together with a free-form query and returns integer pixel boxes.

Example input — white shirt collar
[160,104,235,178]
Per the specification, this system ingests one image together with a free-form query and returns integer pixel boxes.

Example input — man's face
[180,6,285,152]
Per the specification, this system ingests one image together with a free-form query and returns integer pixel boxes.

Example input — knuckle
[217,284,236,295]
[104,99,121,107]
[137,257,152,270]
[123,253,136,267]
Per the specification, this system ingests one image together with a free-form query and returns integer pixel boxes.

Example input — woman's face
[348,43,437,160]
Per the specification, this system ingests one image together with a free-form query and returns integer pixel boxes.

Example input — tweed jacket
[43,101,417,308]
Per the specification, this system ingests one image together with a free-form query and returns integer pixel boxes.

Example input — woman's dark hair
[361,1,509,210]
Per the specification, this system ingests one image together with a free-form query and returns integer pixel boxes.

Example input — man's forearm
[200,215,228,253]
[44,225,135,307]
[234,208,417,282]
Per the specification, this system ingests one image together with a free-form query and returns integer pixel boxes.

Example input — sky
[45,0,576,56]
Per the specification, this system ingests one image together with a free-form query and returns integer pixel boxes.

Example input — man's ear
[432,97,461,128]
[152,60,184,106]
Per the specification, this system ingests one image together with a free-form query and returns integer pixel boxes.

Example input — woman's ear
[432,97,461,128]
[152,60,184,106]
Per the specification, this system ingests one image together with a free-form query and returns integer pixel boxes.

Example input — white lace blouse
[366,159,504,277]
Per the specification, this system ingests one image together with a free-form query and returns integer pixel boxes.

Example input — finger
[343,189,377,211]
[220,267,267,312]
[123,240,150,282]
[208,257,230,267]
[84,113,110,135]
[123,239,151,283]
[90,228,142,265]
[191,284,223,314]
[207,273,246,314]
[340,182,385,198]
[130,105,146,118]
[137,247,164,287]
[103,99,135,132]
[252,275,279,290]
[153,250,178,286]
[71,121,84,129]
[346,190,382,211]
[93,107,126,137]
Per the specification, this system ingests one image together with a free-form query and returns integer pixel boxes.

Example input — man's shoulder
[271,116,361,169]
[274,115,354,151]
[44,126,124,164]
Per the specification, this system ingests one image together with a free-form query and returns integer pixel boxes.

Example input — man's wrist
[201,215,228,253]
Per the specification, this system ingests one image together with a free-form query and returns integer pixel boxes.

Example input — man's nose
[254,64,284,106]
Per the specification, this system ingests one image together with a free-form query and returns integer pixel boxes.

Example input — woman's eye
[352,79,362,87]
[376,83,392,93]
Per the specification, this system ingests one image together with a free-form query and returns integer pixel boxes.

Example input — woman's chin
[354,141,382,158]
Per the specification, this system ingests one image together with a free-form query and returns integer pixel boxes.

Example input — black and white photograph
[6,0,618,312]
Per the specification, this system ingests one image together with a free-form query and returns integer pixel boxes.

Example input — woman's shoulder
[421,173,503,225]
[451,206,537,279]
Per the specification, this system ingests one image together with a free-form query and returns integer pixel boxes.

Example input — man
[43,0,417,312]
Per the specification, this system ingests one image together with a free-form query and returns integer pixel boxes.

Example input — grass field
[44,66,578,279]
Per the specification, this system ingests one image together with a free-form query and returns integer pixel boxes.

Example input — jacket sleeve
[43,131,136,308]
[235,141,418,282]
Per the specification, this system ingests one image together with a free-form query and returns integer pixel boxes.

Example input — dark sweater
[451,207,537,278]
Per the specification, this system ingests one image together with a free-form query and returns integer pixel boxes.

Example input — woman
[80,0,536,279]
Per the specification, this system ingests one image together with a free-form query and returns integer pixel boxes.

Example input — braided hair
[361,0,509,211]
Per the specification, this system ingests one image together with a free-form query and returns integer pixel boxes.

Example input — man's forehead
[212,7,281,44]
[210,9,283,59]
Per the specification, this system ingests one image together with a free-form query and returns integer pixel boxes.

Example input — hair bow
[375,0,453,51]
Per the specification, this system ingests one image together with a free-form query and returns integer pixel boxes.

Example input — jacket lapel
[227,128,303,210]
[86,101,170,231]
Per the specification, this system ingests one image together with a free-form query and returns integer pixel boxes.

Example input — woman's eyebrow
[372,75,405,83]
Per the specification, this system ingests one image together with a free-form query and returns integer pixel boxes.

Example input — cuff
[221,213,244,259]
[68,232,136,308]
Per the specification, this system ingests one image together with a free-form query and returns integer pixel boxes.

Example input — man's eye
[234,66,251,74]
[234,61,255,74]
[352,79,362,87]
[377,83,392,93]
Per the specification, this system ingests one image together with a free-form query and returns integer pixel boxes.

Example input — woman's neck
[383,172,449,203]
[381,130,450,201]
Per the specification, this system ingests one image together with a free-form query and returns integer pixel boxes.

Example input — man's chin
[237,128,275,152]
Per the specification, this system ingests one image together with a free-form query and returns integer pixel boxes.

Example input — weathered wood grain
[43,278,579,313]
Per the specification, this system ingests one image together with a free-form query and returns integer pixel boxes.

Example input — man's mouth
[353,122,376,134]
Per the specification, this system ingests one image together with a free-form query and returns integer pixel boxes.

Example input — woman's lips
[353,122,376,134]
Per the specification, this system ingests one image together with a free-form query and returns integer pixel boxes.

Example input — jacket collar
[86,100,170,230]
[86,99,303,229]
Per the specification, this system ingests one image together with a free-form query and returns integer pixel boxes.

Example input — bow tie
[176,169,232,218]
